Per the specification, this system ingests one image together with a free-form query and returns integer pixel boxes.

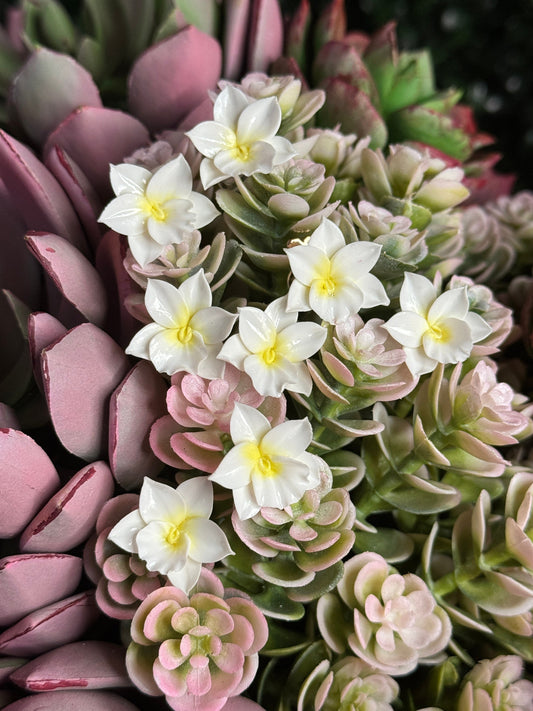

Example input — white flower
[186,85,296,188]
[210,403,321,519]
[217,295,327,397]
[99,155,219,267]
[126,269,236,379]
[285,219,389,324]
[382,272,492,377]
[108,477,233,594]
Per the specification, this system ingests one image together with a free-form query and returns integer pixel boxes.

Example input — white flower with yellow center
[108,477,233,594]
[126,269,236,379]
[210,403,321,520]
[186,85,296,188]
[217,295,327,397]
[99,154,219,267]
[285,219,389,324]
[382,272,492,377]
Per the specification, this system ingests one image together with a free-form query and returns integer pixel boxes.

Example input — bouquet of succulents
[1,0,533,710]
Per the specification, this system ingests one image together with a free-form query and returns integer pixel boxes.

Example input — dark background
[1,0,532,188]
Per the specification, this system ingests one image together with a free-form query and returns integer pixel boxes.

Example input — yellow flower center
[165,524,181,546]
[260,346,277,366]
[317,276,337,296]
[177,324,194,344]
[140,197,167,222]
[257,455,276,477]
[427,322,450,342]
[243,443,279,479]
[232,143,250,162]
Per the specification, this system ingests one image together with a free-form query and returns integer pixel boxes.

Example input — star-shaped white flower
[126,269,236,379]
[186,85,296,188]
[382,272,492,377]
[285,219,389,324]
[108,477,233,594]
[99,154,219,267]
[217,295,327,397]
[210,403,321,520]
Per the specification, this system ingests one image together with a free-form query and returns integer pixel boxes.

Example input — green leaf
[383,50,435,116]
[288,561,344,602]
[253,584,305,621]
[354,527,414,563]
[261,619,311,656]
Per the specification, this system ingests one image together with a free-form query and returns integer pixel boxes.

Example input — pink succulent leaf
[41,322,130,461]
[170,431,225,473]
[43,106,150,202]
[10,640,130,691]
[0,554,83,628]
[0,689,142,709]
[19,461,114,553]
[128,26,222,133]
[44,145,103,251]
[26,231,108,327]
[0,590,99,657]
[109,361,168,490]
[0,429,60,538]
[0,131,88,257]
[150,415,192,469]
[10,48,102,146]
[27,312,67,392]
[247,0,284,73]
[223,0,251,79]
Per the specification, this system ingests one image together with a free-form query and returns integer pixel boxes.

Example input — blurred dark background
[1,0,532,188]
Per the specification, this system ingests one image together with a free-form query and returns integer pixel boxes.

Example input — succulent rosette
[1,0,533,710]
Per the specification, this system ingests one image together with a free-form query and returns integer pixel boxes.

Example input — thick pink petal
[26,232,108,327]
[41,322,129,460]
[0,429,59,538]
[10,641,131,691]
[0,591,99,657]
[128,26,221,133]
[0,554,82,628]
[109,361,168,489]
[0,131,88,256]
[27,312,67,392]
[247,0,283,73]
[10,48,102,145]
[19,461,114,553]
[43,107,150,202]
[149,415,191,469]
[1,690,141,710]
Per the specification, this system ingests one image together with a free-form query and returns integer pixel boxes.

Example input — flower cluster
[1,1,533,710]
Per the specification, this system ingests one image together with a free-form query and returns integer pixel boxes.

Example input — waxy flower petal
[218,295,326,397]
[99,155,219,267]
[109,477,232,594]
[210,403,320,519]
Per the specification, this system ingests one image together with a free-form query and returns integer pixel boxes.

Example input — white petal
[403,347,436,377]
[128,231,165,267]
[236,96,281,143]
[277,322,327,361]
[149,330,206,376]
[190,306,236,344]
[108,509,145,553]
[428,287,469,324]
[244,354,312,397]
[137,520,189,574]
[177,476,213,518]
[251,457,311,508]
[238,306,275,352]
[261,418,312,457]
[126,322,164,360]
[232,485,260,520]
[167,559,202,594]
[109,163,151,196]
[185,518,233,563]
[146,155,192,201]
[264,295,297,331]
[213,140,275,177]
[179,269,212,313]
[308,219,345,255]
[200,158,227,189]
[188,191,220,228]
[99,194,145,235]
[139,477,186,523]
[268,135,297,165]
[330,241,382,276]
[286,279,311,313]
[147,199,193,245]
[196,344,227,379]
[286,245,329,286]
[186,120,236,158]
[466,312,492,343]
[356,273,390,309]
[213,85,250,129]
[382,312,428,348]
[209,442,254,489]
[400,272,436,316]
[230,402,271,444]
[309,279,364,323]
[145,278,185,328]
[422,317,473,363]
[217,333,250,369]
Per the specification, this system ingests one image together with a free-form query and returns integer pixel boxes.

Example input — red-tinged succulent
[126,568,268,711]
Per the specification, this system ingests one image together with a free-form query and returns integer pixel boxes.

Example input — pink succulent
[150,365,286,473]
[126,568,268,711]
[84,494,166,620]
